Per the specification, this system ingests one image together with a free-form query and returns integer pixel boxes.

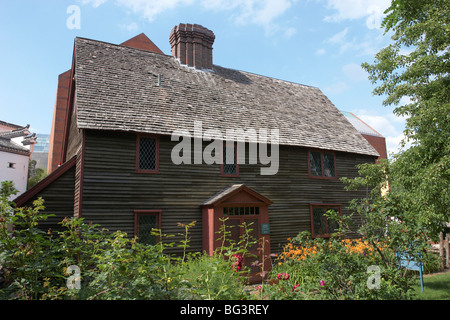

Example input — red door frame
[201,185,272,283]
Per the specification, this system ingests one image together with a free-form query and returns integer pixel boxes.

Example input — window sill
[308,175,338,180]
[135,169,160,174]
[220,174,239,178]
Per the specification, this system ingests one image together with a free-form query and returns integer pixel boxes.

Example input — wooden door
[223,207,262,276]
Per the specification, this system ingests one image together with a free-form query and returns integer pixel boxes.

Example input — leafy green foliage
[361,0,450,236]
[27,161,48,190]
[0,181,251,300]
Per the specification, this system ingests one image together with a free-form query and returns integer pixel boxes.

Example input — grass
[412,271,450,300]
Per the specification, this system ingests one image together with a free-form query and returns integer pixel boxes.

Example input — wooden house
[14,24,381,274]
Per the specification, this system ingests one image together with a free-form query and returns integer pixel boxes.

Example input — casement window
[136,134,159,173]
[310,204,341,238]
[221,142,239,177]
[134,210,161,245]
[308,150,336,178]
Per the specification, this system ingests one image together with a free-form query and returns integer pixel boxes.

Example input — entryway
[201,184,272,282]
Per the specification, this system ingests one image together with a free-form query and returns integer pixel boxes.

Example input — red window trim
[309,203,342,238]
[307,149,338,180]
[134,209,162,243]
[220,141,240,177]
[136,134,160,174]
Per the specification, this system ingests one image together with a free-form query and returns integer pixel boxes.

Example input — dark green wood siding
[19,166,75,232]
[81,130,373,253]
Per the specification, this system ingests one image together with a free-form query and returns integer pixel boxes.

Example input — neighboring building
[15,24,380,280]
[340,111,388,160]
[31,133,50,171]
[0,121,36,198]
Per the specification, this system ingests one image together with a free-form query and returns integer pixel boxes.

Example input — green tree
[27,161,47,190]
[362,0,450,238]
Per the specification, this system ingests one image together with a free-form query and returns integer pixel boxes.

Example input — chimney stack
[169,23,215,70]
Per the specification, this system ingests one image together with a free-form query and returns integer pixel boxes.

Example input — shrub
[266,231,415,300]
[0,181,251,300]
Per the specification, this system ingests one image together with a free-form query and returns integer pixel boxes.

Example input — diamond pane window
[134,210,161,245]
[137,136,158,172]
[311,205,340,237]
[221,143,238,176]
[312,207,327,236]
[308,150,336,178]
[323,153,336,177]
[309,151,322,176]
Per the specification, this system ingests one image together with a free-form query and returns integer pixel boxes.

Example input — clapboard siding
[81,130,373,253]
[20,166,75,232]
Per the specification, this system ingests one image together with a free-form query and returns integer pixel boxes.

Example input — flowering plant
[232,254,243,272]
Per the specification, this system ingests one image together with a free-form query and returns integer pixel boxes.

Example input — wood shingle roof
[74,37,379,157]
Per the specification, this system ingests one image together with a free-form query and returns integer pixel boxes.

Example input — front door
[223,206,261,276]
[201,184,272,283]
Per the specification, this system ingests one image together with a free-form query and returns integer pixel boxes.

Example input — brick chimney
[169,23,215,70]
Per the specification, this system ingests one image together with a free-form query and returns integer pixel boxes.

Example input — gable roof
[201,184,272,206]
[120,33,164,54]
[0,124,33,155]
[74,37,379,157]
[13,155,76,207]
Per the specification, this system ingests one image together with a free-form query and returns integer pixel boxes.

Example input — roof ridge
[76,36,318,90]
[214,64,319,89]
[75,36,169,57]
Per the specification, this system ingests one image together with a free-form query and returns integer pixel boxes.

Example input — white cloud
[351,109,410,155]
[326,27,386,56]
[323,81,349,95]
[79,0,296,36]
[215,0,295,36]
[284,27,297,38]
[327,27,349,45]
[358,114,398,137]
[342,62,367,82]
[251,0,293,26]
[324,0,391,29]
[201,0,293,26]
[79,0,108,8]
[386,133,409,155]
[316,48,326,55]
[115,0,195,22]
[119,22,139,32]
[365,5,384,30]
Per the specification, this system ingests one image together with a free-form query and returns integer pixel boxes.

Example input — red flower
[292,284,300,291]
[232,254,243,272]
[277,273,290,280]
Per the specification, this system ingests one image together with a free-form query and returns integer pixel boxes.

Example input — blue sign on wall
[261,223,270,235]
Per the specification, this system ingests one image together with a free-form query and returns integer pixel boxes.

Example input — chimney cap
[169,23,215,70]
[170,23,215,40]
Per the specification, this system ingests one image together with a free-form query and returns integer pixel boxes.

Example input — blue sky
[0,0,407,155]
